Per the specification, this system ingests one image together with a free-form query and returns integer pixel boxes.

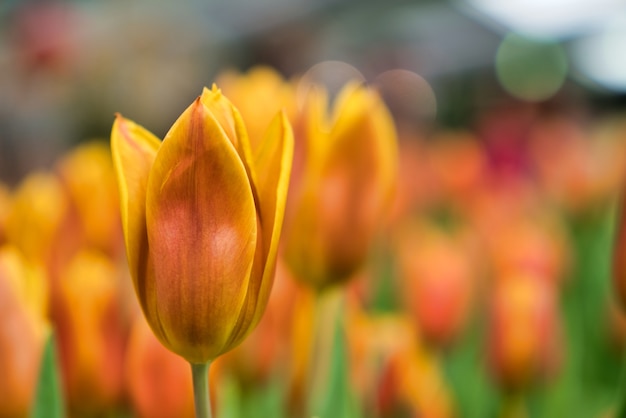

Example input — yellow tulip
[217,66,297,150]
[110,85,293,364]
[5,172,67,263]
[57,250,126,415]
[283,81,397,290]
[56,142,123,257]
[0,245,48,418]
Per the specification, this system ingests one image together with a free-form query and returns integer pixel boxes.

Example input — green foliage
[30,330,65,418]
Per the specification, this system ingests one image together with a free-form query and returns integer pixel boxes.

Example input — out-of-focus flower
[10,1,78,75]
[529,116,626,214]
[57,250,127,415]
[111,85,293,364]
[490,215,570,286]
[283,81,398,290]
[126,314,195,418]
[56,141,123,257]
[395,221,479,348]
[348,314,454,418]
[0,245,48,418]
[425,131,487,208]
[487,274,562,391]
[218,66,297,150]
[5,172,67,263]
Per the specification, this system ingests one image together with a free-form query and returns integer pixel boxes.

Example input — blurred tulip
[57,250,127,415]
[111,85,293,364]
[0,245,48,418]
[218,66,297,150]
[487,274,562,391]
[395,221,478,348]
[126,314,195,418]
[56,141,123,257]
[349,314,454,418]
[490,215,569,286]
[283,81,398,290]
[426,131,487,207]
[5,171,67,264]
[529,116,626,214]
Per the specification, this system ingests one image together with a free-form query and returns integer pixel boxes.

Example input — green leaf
[314,316,361,418]
[30,329,65,418]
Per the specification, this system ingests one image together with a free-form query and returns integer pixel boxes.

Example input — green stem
[191,362,212,418]
[615,348,626,418]
[307,288,343,416]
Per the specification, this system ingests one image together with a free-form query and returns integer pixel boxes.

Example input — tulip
[126,314,195,418]
[111,85,293,415]
[217,66,297,150]
[5,172,67,264]
[0,245,48,418]
[283,81,397,290]
[57,250,126,416]
[487,274,562,392]
[395,221,478,348]
[56,141,123,258]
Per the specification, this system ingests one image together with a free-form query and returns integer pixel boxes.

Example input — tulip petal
[201,86,259,192]
[224,111,294,349]
[145,98,258,363]
[330,84,397,213]
[111,115,167,343]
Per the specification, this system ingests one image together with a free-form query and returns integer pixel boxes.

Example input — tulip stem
[191,361,212,418]
[615,347,626,418]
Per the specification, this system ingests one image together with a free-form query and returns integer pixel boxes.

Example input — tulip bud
[5,172,67,263]
[57,250,126,414]
[217,66,297,150]
[56,141,123,257]
[283,81,398,290]
[110,85,293,364]
[0,245,48,417]
[487,274,562,391]
[395,221,477,348]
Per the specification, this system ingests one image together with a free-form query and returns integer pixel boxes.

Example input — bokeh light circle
[296,60,365,107]
[495,33,568,102]
[373,69,437,125]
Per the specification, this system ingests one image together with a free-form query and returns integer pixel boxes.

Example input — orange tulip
[126,314,195,418]
[0,245,48,417]
[217,66,297,150]
[283,81,397,290]
[111,85,293,364]
[57,250,126,415]
[56,141,123,257]
[487,274,562,391]
[4,172,67,264]
[395,221,478,348]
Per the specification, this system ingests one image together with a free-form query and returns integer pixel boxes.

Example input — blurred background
[3,1,626,417]
[2,0,626,182]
